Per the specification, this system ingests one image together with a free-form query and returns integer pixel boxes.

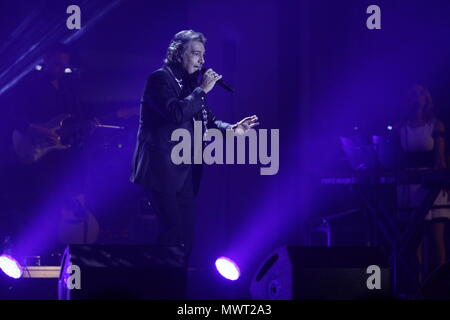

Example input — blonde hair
[405,84,435,123]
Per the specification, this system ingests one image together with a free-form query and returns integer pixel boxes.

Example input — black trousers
[146,170,196,258]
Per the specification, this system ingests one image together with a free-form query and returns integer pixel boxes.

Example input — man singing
[130,30,258,257]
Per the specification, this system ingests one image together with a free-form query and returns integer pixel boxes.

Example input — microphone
[201,68,234,93]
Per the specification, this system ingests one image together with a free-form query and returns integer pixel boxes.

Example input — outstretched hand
[231,115,259,134]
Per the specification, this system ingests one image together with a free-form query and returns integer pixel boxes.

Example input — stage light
[353,126,359,131]
[35,65,43,71]
[64,68,72,74]
[387,125,393,131]
[215,256,240,281]
[0,255,23,279]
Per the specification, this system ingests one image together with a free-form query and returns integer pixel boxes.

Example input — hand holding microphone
[200,68,222,94]
[200,68,234,93]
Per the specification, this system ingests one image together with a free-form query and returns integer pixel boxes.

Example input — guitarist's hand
[84,117,100,135]
[30,125,61,145]
[90,117,100,129]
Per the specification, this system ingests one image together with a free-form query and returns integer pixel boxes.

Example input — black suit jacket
[130,63,231,194]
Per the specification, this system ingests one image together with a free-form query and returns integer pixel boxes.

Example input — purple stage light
[215,256,240,281]
[0,255,23,279]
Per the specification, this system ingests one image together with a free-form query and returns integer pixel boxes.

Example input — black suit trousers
[146,168,196,258]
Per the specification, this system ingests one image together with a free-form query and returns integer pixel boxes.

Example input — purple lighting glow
[215,257,240,281]
[0,255,23,279]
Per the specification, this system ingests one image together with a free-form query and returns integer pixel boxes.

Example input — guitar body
[12,113,72,164]
[12,107,136,165]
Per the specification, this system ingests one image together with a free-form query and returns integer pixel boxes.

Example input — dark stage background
[1,0,450,297]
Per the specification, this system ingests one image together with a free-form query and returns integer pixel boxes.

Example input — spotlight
[64,68,73,74]
[0,255,23,279]
[215,256,240,281]
[35,65,43,71]
[387,125,393,131]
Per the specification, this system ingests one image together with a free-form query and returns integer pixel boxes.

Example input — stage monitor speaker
[58,245,186,300]
[421,261,450,299]
[250,246,390,300]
